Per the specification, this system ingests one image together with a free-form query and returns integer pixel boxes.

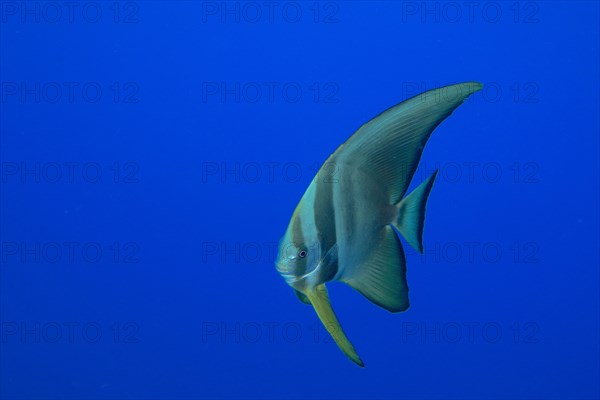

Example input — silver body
[274,82,483,365]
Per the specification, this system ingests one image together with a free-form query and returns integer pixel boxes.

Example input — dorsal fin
[333,82,482,204]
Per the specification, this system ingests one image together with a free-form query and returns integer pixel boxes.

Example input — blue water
[1,2,598,399]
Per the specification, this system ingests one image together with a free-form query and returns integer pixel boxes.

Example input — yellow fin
[305,284,365,367]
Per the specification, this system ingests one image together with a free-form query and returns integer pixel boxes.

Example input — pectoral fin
[305,284,365,367]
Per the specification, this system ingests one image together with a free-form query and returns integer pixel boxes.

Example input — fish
[275,81,483,366]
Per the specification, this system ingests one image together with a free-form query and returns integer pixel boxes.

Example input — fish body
[275,82,483,366]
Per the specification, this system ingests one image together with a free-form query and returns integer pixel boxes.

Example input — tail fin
[392,170,438,253]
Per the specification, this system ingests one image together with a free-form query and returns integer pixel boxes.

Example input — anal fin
[341,226,409,313]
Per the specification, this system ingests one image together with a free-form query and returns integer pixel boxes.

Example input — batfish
[275,82,483,366]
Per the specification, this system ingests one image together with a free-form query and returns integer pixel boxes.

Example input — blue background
[1,1,598,399]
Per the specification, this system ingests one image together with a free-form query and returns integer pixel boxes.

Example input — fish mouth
[276,262,321,287]
[275,262,291,277]
[279,269,314,286]
[275,262,295,285]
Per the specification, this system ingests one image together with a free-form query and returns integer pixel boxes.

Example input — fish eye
[298,249,307,258]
